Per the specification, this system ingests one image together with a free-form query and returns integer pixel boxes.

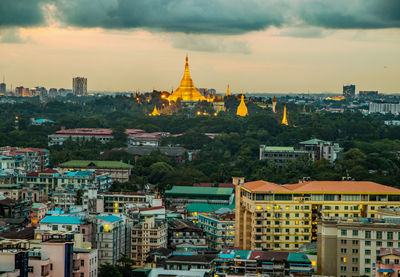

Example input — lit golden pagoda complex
[236,94,248,117]
[168,56,206,102]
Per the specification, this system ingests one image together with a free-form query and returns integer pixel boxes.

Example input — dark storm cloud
[1,0,400,33]
[0,0,50,27]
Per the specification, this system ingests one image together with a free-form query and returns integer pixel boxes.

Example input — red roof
[242,181,290,192]
[242,180,400,194]
[219,183,235,188]
[53,128,113,136]
[193,183,213,187]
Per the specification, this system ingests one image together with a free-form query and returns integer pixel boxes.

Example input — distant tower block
[272,96,277,113]
[282,105,288,126]
[226,84,231,96]
[236,94,248,117]
[73,77,87,96]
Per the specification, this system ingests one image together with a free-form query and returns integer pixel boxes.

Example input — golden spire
[302,104,306,113]
[150,105,160,116]
[168,56,206,102]
[272,96,277,113]
[282,105,288,125]
[236,94,248,117]
[226,84,231,96]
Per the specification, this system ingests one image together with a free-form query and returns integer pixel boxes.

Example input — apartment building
[94,214,128,265]
[59,160,133,183]
[97,191,155,214]
[168,219,207,251]
[234,178,400,251]
[299,138,343,163]
[318,218,400,277]
[198,210,235,250]
[259,146,312,168]
[131,215,167,267]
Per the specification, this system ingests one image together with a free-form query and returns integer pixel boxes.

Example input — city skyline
[0,1,399,93]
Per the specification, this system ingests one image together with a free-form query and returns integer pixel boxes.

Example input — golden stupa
[236,94,248,117]
[226,84,231,96]
[272,96,277,113]
[168,56,206,102]
[282,105,288,125]
[149,105,160,116]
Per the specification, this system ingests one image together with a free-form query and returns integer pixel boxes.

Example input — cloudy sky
[1,0,399,93]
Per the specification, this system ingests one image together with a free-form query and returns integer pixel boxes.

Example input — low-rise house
[168,219,207,251]
[30,203,48,226]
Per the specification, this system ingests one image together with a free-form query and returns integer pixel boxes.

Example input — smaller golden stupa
[282,105,288,125]
[236,94,248,117]
[149,105,160,116]
[226,84,231,96]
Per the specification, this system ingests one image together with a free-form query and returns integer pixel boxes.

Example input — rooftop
[242,180,400,194]
[60,160,133,168]
[264,146,294,151]
[186,202,235,213]
[299,138,326,145]
[165,186,233,196]
[40,216,82,225]
[96,215,123,223]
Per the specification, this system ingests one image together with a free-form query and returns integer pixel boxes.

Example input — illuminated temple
[236,94,248,117]
[168,56,206,102]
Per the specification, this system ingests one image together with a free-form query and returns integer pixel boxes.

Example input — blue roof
[96,215,123,223]
[40,216,82,224]
[66,171,94,177]
[34,119,54,123]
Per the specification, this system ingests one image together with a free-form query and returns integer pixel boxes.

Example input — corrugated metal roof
[60,160,133,168]
[165,186,233,196]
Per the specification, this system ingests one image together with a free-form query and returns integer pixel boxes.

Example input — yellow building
[236,94,248,117]
[168,56,206,102]
[233,178,400,251]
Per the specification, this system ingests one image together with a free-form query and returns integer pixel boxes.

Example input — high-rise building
[73,77,87,96]
[343,84,355,98]
[0,82,6,94]
[318,217,400,277]
[234,178,400,251]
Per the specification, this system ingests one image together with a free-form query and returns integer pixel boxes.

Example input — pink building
[31,203,48,226]
[375,248,400,277]
[73,248,98,277]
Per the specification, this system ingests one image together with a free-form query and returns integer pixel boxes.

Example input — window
[365,231,371,238]
[352,249,358,254]
[52,225,58,231]
[377,241,382,247]
[388,242,393,247]
[365,268,371,273]
[81,260,84,266]
[340,266,347,272]
[365,258,371,264]
[352,258,358,263]
[385,259,390,265]
[352,267,358,272]
[365,241,371,246]
[341,239,347,245]
[352,240,358,245]
[80,273,84,277]
[352,230,358,236]
[341,230,347,236]
[335,206,339,210]
[340,248,347,253]
[377,231,383,239]
[388,232,394,240]
[395,259,399,264]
